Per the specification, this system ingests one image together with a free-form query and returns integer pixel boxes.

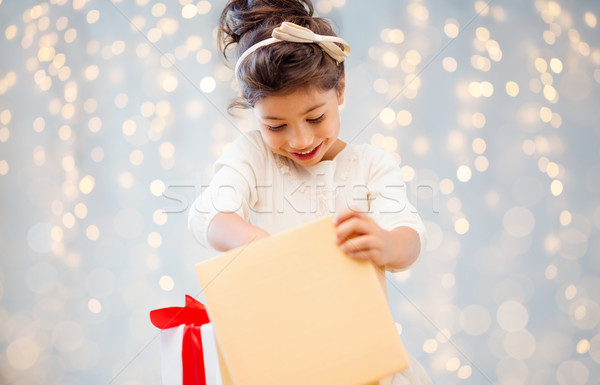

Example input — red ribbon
[150,295,211,385]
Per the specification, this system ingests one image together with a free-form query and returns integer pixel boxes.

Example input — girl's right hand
[207,212,270,251]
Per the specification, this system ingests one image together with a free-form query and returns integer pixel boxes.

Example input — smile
[290,142,322,161]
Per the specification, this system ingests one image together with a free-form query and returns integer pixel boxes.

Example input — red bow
[150,295,211,385]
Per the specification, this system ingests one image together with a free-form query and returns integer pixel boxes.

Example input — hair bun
[219,0,315,58]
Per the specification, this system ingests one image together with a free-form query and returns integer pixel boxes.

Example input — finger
[340,234,381,256]
[333,206,364,224]
[335,217,369,243]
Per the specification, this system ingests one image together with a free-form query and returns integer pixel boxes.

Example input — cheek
[259,130,285,150]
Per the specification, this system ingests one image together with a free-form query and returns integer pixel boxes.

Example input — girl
[188,0,431,383]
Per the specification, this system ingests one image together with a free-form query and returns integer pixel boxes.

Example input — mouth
[290,142,323,161]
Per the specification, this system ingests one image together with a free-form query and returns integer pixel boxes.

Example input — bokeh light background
[1,0,599,384]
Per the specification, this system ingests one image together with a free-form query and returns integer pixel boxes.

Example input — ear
[337,74,346,106]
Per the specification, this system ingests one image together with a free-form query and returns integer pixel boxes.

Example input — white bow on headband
[234,21,351,79]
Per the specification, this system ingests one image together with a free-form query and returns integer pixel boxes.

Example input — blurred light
[200,77,216,93]
[6,338,39,370]
[506,81,519,96]
[454,218,469,234]
[497,301,529,331]
[382,51,399,68]
[86,225,100,240]
[551,179,564,196]
[457,165,472,182]
[444,19,459,38]
[152,3,166,17]
[439,178,454,195]
[584,12,597,28]
[88,298,102,314]
[379,108,395,124]
[79,175,95,194]
[422,339,438,353]
[396,110,412,126]
[159,275,174,291]
[150,180,165,196]
[86,10,100,24]
[445,357,460,372]
[442,56,457,72]
[401,165,415,182]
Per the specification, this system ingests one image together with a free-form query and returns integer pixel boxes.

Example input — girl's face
[253,85,345,167]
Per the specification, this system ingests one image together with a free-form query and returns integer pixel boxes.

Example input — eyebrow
[261,102,326,121]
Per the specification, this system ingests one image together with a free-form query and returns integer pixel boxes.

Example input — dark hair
[219,0,345,109]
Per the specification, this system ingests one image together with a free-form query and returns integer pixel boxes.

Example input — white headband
[234,21,351,80]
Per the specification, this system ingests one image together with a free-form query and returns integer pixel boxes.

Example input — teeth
[299,149,313,155]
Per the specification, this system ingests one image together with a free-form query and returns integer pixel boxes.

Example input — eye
[307,114,325,123]
[266,124,285,132]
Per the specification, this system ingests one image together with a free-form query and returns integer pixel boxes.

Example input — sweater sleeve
[363,145,428,261]
[188,132,265,248]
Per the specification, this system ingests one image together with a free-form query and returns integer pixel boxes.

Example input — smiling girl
[188,1,431,383]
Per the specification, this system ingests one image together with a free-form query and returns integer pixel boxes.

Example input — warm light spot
[379,108,396,124]
[382,51,399,68]
[565,284,577,300]
[79,175,95,194]
[88,298,102,314]
[444,19,460,38]
[455,218,470,234]
[5,25,17,40]
[475,156,489,172]
[200,77,216,93]
[0,109,11,125]
[546,162,560,178]
[397,110,412,126]
[535,58,548,73]
[159,275,174,291]
[551,179,563,196]
[151,3,166,17]
[62,213,75,228]
[472,138,487,154]
[476,27,490,42]
[584,12,597,28]
[442,56,457,72]
[577,339,590,354]
[472,112,486,128]
[457,165,472,182]
[543,85,557,102]
[86,225,100,240]
[86,10,100,24]
[150,180,165,196]
[74,203,87,219]
[401,165,415,182]
[6,338,39,370]
[162,75,178,92]
[122,119,136,136]
[439,178,454,195]
[0,159,8,175]
[560,210,572,226]
[148,232,163,248]
[182,4,197,18]
[159,142,175,158]
[506,81,519,96]
[153,210,168,225]
[130,149,144,165]
[550,58,563,73]
[457,365,472,379]
[540,107,553,123]
[197,1,211,15]
[422,339,438,353]
[446,357,461,372]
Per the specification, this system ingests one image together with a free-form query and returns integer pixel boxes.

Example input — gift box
[195,216,406,385]
[150,295,231,385]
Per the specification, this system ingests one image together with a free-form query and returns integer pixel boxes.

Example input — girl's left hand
[333,208,391,267]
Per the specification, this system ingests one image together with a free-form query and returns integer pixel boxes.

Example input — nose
[288,126,314,151]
